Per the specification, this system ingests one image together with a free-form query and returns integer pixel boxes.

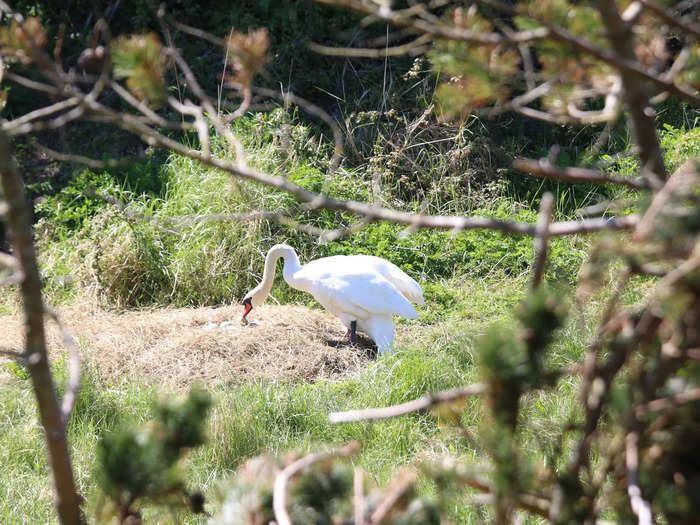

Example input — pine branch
[273,441,361,525]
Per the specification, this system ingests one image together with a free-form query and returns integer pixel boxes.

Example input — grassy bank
[0,274,653,523]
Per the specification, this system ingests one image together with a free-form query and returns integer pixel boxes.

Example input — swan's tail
[376,260,425,306]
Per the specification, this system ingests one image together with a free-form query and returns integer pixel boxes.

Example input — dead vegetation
[2,304,376,387]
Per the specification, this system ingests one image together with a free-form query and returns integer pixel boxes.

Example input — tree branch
[0,251,24,286]
[1,97,81,133]
[596,1,670,184]
[313,0,550,45]
[82,99,641,237]
[0,129,83,524]
[369,470,417,524]
[35,143,147,170]
[513,157,649,190]
[635,386,700,417]
[626,431,652,525]
[531,192,553,290]
[354,468,364,525]
[329,383,486,423]
[0,347,22,358]
[639,0,700,41]
[273,441,361,525]
[44,309,81,425]
[308,34,432,58]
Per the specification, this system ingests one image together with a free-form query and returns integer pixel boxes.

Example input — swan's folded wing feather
[311,273,418,320]
[371,258,425,305]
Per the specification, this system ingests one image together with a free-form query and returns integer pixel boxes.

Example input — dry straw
[3,304,373,388]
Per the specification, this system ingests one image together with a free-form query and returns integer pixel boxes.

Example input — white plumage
[242,244,425,354]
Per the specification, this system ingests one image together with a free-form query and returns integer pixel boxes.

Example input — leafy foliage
[96,387,211,521]
[111,32,166,107]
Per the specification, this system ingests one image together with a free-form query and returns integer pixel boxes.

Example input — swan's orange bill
[242,302,253,318]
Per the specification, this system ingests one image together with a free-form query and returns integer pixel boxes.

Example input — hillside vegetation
[1,1,699,524]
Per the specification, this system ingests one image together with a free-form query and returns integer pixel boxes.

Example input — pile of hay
[2,304,374,387]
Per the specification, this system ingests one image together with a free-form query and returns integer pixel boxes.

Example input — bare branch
[513,105,578,125]
[639,0,700,41]
[0,128,83,523]
[634,159,697,240]
[235,83,345,170]
[3,71,60,95]
[167,49,249,167]
[102,103,647,235]
[0,251,24,286]
[626,432,652,525]
[0,348,22,358]
[308,34,432,58]
[313,0,550,45]
[273,441,361,525]
[4,103,86,137]
[513,157,649,190]
[168,97,210,157]
[531,192,553,290]
[635,386,700,417]
[35,143,147,170]
[1,97,81,133]
[110,80,170,128]
[576,199,636,217]
[329,383,485,423]
[476,0,700,107]
[596,1,670,183]
[161,12,226,47]
[44,309,81,425]
[354,468,364,525]
[369,470,417,524]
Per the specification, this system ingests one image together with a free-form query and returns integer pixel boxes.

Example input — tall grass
[1,273,654,523]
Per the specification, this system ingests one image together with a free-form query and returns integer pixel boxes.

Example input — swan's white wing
[360,256,425,305]
[309,272,418,320]
[303,255,425,306]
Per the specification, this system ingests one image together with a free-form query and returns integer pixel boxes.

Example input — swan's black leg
[350,321,357,345]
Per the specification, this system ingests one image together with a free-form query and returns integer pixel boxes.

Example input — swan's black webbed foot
[350,320,357,345]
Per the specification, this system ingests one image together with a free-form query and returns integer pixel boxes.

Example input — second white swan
[241,244,424,354]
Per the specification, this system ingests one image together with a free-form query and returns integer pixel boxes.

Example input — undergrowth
[29,106,666,309]
[0,274,654,523]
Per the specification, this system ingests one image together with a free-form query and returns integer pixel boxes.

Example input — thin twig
[86,101,641,236]
[308,34,432,58]
[44,309,81,425]
[625,431,652,525]
[369,470,417,524]
[314,0,550,44]
[0,251,24,286]
[354,468,365,525]
[531,192,553,290]
[110,80,170,128]
[273,441,361,525]
[639,0,700,41]
[238,83,345,170]
[635,386,700,417]
[3,71,60,94]
[513,158,649,190]
[1,97,80,132]
[0,348,22,358]
[330,383,485,423]
[35,143,147,170]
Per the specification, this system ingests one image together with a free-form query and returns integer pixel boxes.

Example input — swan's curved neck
[256,245,303,301]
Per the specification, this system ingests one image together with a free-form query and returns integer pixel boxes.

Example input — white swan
[241,244,425,354]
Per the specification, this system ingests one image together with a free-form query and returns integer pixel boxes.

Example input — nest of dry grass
[2,304,374,387]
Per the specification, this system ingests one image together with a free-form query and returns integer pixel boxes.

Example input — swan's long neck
[253,245,303,304]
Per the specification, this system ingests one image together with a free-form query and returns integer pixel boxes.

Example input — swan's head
[241,285,268,320]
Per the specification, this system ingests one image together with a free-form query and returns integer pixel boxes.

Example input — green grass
[2,274,641,523]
